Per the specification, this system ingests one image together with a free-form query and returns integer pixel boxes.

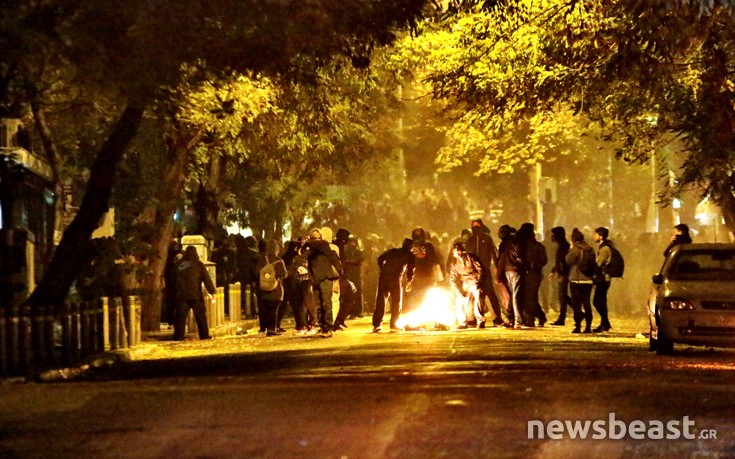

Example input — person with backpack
[255,239,288,337]
[565,228,594,334]
[592,227,616,333]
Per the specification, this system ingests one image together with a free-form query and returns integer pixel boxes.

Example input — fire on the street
[396,287,456,329]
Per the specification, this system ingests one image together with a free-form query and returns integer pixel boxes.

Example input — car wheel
[655,335,674,355]
[653,307,674,355]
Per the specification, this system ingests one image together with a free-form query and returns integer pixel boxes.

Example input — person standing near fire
[449,242,485,328]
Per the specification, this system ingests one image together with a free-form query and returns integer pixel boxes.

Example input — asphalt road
[1,314,734,458]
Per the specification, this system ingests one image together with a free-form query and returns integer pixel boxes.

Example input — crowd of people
[163,217,697,340]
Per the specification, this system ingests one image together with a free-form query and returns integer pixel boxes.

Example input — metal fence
[1,282,246,379]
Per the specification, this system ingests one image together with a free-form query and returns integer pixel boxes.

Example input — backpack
[259,257,278,292]
[578,246,597,279]
[603,243,625,278]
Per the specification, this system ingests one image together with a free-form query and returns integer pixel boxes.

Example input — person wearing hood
[496,225,522,327]
[466,218,505,326]
[405,226,443,318]
[304,227,343,337]
[565,228,594,333]
[548,226,572,326]
[518,222,548,328]
[332,227,354,331]
[664,223,693,257]
[372,238,416,332]
[173,246,216,340]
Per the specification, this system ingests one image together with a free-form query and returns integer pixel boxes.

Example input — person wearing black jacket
[549,226,572,326]
[518,223,548,328]
[173,246,216,341]
[496,225,522,327]
[466,218,504,326]
[304,229,343,337]
[372,238,415,333]
[664,223,693,257]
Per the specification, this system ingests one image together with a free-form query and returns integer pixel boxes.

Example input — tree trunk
[24,100,148,312]
[140,125,197,331]
[193,154,226,242]
[29,100,63,269]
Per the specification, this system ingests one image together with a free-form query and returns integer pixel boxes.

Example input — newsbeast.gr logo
[528,413,718,440]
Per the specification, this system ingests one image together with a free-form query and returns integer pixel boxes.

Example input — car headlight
[663,298,694,310]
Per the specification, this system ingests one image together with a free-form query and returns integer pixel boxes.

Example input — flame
[396,286,456,329]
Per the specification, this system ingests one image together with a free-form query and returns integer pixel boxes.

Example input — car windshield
[668,249,735,280]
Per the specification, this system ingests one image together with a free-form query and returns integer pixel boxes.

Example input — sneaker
[320,330,333,338]
[550,320,565,326]
[477,322,486,329]
[389,327,403,333]
[571,327,581,334]
[265,330,282,337]
[372,327,381,333]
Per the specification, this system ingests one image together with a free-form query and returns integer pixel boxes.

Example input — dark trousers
[259,298,281,332]
[313,280,334,332]
[522,271,543,326]
[593,280,612,328]
[570,282,593,330]
[173,298,210,340]
[288,279,310,330]
[479,277,503,323]
[373,275,402,329]
[555,278,571,322]
[334,277,351,327]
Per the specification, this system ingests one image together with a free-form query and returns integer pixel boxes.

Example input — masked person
[466,218,504,326]
[548,226,572,326]
[404,226,443,318]
[449,242,485,328]
[372,238,415,333]
[496,225,522,327]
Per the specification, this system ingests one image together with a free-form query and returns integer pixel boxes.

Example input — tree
[390,0,735,235]
[2,0,431,311]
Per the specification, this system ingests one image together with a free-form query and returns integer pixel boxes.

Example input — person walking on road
[173,246,216,341]
[592,227,614,333]
[549,226,571,326]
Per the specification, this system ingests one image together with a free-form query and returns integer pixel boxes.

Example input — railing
[0,296,141,379]
[1,282,248,379]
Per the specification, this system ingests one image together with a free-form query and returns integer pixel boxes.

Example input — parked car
[648,243,735,354]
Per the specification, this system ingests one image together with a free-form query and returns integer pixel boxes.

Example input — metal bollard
[79,301,90,359]
[20,305,33,374]
[61,302,72,366]
[0,308,7,375]
[244,284,252,319]
[109,298,119,351]
[8,305,20,373]
[32,305,46,369]
[44,305,56,367]
[70,302,80,365]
